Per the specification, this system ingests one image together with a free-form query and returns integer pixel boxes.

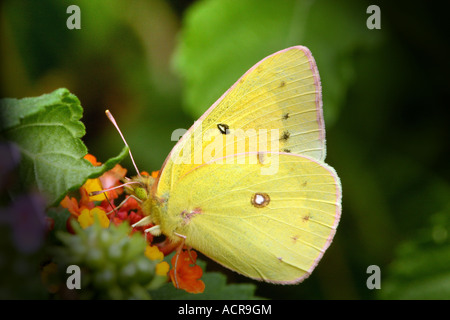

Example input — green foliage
[173,0,380,125]
[380,204,450,299]
[0,88,128,207]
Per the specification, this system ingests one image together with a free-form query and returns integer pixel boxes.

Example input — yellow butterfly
[124,46,342,284]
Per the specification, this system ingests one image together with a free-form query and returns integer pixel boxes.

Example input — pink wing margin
[276,153,342,285]
[157,45,326,181]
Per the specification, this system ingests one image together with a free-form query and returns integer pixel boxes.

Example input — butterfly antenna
[105,110,141,178]
[89,181,143,197]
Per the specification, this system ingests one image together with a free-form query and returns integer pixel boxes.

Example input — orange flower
[169,248,205,294]
[78,207,110,229]
[99,164,127,199]
[83,154,128,201]
[145,245,170,276]
[151,171,159,179]
[84,154,101,166]
[60,195,81,216]
[83,154,108,201]
[60,187,95,217]
[84,178,106,202]
[145,245,164,261]
[155,261,170,276]
[121,195,141,213]
[60,154,105,216]
[60,155,127,216]
[58,154,197,290]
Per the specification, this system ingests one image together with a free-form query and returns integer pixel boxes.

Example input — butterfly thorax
[125,174,184,244]
[144,191,185,244]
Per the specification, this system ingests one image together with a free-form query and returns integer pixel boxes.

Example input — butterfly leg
[173,233,195,264]
[172,235,186,289]
[186,246,196,264]
[169,233,204,292]
[173,232,201,289]
[105,194,143,216]
[143,225,161,236]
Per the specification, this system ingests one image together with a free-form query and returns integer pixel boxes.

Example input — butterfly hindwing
[161,153,341,283]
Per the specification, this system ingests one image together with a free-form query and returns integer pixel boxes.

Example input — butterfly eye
[217,123,230,135]
[251,193,270,208]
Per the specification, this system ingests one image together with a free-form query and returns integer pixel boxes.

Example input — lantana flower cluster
[58,154,205,294]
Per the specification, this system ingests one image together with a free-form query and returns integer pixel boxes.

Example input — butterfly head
[124,173,155,202]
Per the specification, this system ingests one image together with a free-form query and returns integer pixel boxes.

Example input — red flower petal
[169,248,205,294]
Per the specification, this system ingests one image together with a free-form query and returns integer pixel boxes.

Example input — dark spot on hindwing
[251,192,270,208]
[282,113,290,120]
[217,123,230,135]
[283,148,291,153]
[279,81,286,87]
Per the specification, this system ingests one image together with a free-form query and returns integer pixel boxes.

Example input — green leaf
[0,88,128,207]
[173,0,382,125]
[149,258,259,300]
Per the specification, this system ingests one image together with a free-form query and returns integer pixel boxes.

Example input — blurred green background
[1,0,449,299]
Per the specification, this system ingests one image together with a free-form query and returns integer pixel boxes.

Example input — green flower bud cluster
[55,219,167,299]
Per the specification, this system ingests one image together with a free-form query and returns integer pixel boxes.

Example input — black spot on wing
[280,130,290,141]
[217,123,230,135]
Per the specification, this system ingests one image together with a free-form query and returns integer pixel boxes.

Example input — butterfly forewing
[155,46,324,198]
